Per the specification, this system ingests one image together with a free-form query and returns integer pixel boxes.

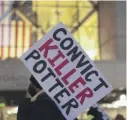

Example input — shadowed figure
[17,75,78,120]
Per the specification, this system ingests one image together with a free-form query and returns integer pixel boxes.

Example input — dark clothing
[87,107,104,120]
[17,98,32,120]
[87,106,110,120]
[17,93,77,120]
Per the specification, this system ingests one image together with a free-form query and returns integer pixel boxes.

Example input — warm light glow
[33,1,100,60]
[10,21,16,58]
[0,20,32,59]
[0,1,99,60]
[24,25,31,53]
[7,106,18,115]
[3,21,9,59]
[17,21,23,58]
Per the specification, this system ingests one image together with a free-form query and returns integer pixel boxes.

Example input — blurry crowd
[16,76,126,120]
[0,76,125,120]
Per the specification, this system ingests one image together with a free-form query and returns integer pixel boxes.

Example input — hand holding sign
[20,23,112,120]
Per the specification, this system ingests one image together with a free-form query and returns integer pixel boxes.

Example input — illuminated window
[32,1,100,60]
[0,1,99,60]
[0,1,32,60]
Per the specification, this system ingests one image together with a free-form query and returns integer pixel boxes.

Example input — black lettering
[81,64,93,75]
[53,28,67,41]
[94,77,109,91]
[85,70,99,82]
[25,50,40,61]
[62,98,79,115]
[67,46,82,62]
[76,55,89,68]
[41,68,56,82]
[54,88,70,104]
[60,37,73,50]
[33,60,47,73]
[49,78,64,92]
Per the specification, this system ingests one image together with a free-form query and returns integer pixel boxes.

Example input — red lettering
[68,77,86,93]
[62,69,76,85]
[55,59,69,76]
[76,87,93,105]
[48,50,65,67]
[39,38,58,58]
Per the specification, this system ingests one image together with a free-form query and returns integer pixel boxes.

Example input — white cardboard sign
[20,23,112,120]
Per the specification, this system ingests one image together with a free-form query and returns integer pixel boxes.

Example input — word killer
[24,27,109,116]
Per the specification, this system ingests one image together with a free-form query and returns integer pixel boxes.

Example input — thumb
[31,90,44,102]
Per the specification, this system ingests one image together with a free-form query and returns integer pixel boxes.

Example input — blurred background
[0,1,126,120]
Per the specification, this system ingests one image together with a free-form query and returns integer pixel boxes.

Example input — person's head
[115,114,125,120]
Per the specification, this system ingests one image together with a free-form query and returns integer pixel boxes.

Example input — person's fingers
[31,90,44,102]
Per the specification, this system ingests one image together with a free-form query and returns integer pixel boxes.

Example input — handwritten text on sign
[20,23,112,120]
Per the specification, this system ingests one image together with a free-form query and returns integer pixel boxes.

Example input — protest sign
[20,23,112,120]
